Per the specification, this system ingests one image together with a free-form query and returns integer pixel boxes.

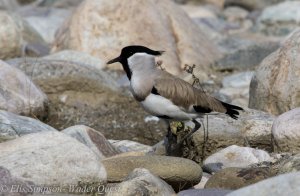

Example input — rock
[256,2,300,36]
[52,0,221,79]
[0,11,47,59]
[224,0,286,10]
[223,6,249,22]
[25,8,71,44]
[228,171,300,196]
[203,145,272,172]
[17,0,35,5]
[0,60,48,119]
[109,140,153,153]
[106,168,175,196]
[43,50,105,69]
[37,0,83,8]
[219,71,254,107]
[219,87,249,107]
[222,6,253,34]
[62,125,120,159]
[0,131,106,189]
[222,71,254,88]
[272,108,300,153]
[205,167,272,190]
[175,0,225,7]
[249,29,300,115]
[0,110,56,143]
[191,108,274,159]
[178,189,232,196]
[7,58,166,145]
[192,17,224,44]
[102,155,202,191]
[193,172,212,189]
[247,153,294,177]
[180,4,217,19]
[108,151,147,159]
[213,34,280,71]
[278,153,300,174]
[0,0,19,11]
[219,87,249,99]
[0,166,35,196]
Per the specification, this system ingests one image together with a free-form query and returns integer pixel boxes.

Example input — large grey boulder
[0,60,48,119]
[249,29,300,115]
[52,0,221,79]
[0,131,106,190]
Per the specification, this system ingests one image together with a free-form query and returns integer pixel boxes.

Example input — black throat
[120,59,132,80]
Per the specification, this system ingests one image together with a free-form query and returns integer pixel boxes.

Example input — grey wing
[152,73,226,113]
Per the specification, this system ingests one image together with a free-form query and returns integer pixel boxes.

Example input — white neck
[127,53,156,73]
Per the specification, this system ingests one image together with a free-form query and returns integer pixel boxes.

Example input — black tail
[221,101,244,120]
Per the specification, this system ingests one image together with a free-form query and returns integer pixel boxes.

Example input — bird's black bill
[107,56,121,64]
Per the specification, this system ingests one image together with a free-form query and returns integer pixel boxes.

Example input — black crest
[107,45,164,80]
[120,45,164,59]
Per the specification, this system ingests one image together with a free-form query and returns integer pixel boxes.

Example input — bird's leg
[165,121,188,156]
[164,123,178,156]
[173,119,201,150]
[201,117,207,158]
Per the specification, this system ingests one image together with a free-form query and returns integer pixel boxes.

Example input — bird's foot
[172,121,200,151]
[164,121,184,156]
[164,120,201,156]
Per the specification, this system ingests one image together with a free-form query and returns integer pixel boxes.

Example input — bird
[107,45,243,154]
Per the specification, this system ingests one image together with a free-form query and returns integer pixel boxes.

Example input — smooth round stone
[106,168,175,196]
[272,108,300,153]
[102,155,202,191]
[205,167,272,190]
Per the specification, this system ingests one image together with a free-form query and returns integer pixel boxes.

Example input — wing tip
[221,102,244,120]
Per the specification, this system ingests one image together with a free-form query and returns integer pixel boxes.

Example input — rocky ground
[0,0,300,195]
